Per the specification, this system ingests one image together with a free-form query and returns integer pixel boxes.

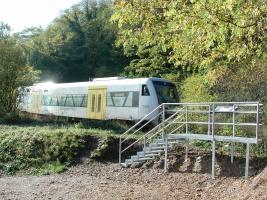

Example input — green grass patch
[0,119,138,175]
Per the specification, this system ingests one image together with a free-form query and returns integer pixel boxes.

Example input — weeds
[0,119,131,175]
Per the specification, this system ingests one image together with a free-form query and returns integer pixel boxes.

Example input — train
[20,77,179,121]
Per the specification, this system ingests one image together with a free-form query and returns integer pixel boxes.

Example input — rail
[119,102,262,178]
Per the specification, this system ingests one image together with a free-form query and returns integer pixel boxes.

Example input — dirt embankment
[0,140,267,200]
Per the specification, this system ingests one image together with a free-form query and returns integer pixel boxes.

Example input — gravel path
[1,152,267,200]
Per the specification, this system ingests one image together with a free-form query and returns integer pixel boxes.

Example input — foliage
[0,22,39,114]
[212,59,267,122]
[180,74,217,102]
[17,0,128,82]
[112,0,266,78]
[90,136,115,159]
[0,119,131,175]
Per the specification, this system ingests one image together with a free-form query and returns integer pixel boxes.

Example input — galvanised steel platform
[119,102,262,178]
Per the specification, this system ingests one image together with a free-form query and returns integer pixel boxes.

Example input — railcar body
[20,77,179,121]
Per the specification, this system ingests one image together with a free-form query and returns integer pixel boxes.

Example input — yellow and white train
[20,77,179,121]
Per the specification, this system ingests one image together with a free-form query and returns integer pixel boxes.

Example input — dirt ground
[0,148,267,200]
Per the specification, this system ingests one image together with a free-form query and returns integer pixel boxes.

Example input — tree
[0,23,39,114]
[18,0,128,83]
[112,0,266,79]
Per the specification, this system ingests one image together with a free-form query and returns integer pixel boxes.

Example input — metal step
[131,157,154,162]
[136,152,159,157]
[137,150,160,155]
[143,146,165,151]
[121,162,128,168]
[125,159,143,164]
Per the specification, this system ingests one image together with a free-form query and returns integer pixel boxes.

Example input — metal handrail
[122,106,186,153]
[119,104,164,164]
[120,104,163,138]
[121,111,162,143]
[119,102,262,165]
[121,122,163,154]
[120,106,186,157]
[147,112,186,141]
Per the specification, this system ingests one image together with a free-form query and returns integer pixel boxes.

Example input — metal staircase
[119,102,262,178]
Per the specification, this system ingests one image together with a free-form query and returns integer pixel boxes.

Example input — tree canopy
[0,22,39,114]
[112,0,266,79]
[18,0,128,82]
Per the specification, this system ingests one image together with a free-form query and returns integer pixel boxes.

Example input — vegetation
[0,120,130,175]
[112,0,266,77]
[112,0,267,118]
[17,0,128,82]
[0,22,39,115]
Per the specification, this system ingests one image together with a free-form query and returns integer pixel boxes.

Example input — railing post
[119,137,122,165]
[245,143,250,178]
[162,104,168,173]
[164,134,168,173]
[185,105,188,134]
[208,105,211,135]
[162,104,165,138]
[185,105,189,161]
[231,104,236,163]
[256,102,259,143]
[212,104,215,138]
[212,140,216,179]
[211,103,216,178]
[144,136,147,156]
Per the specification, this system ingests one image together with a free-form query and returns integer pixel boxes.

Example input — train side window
[59,96,67,106]
[132,92,139,107]
[50,96,58,106]
[142,85,150,96]
[106,92,113,106]
[81,95,88,107]
[97,94,101,112]
[91,94,95,112]
[65,96,74,107]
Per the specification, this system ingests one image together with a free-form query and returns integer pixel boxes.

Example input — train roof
[33,77,172,90]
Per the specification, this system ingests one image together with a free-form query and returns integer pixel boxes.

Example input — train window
[112,92,127,107]
[142,85,150,96]
[73,95,84,107]
[42,95,51,106]
[107,91,139,107]
[58,96,66,106]
[91,94,95,112]
[106,93,113,106]
[153,81,179,103]
[42,95,88,107]
[50,96,58,106]
[97,94,101,112]
[124,92,133,107]
[132,92,139,107]
[81,95,88,107]
[65,96,74,107]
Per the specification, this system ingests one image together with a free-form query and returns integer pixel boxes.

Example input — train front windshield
[153,81,179,104]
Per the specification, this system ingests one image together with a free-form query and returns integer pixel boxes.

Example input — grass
[0,118,141,175]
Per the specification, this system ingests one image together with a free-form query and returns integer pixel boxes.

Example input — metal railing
[119,102,262,169]
[119,104,186,164]
[119,104,163,164]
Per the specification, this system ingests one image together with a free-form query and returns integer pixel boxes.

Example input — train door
[87,86,107,120]
[31,90,42,113]
[138,84,152,118]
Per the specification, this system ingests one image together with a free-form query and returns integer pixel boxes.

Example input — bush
[180,74,217,103]
[0,125,88,174]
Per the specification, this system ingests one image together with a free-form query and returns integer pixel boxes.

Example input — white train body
[20,77,179,121]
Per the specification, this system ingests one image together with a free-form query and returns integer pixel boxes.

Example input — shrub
[180,74,217,103]
[0,125,87,174]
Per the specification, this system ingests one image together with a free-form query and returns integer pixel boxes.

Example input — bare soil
[0,147,267,200]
